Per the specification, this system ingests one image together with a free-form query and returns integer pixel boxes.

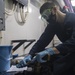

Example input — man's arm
[29,23,56,55]
[55,31,75,54]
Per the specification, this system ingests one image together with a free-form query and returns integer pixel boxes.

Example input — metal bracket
[11,39,36,52]
[13,0,28,6]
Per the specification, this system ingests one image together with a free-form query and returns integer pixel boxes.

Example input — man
[16,1,75,75]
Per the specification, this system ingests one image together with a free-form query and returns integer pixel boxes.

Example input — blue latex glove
[16,54,32,68]
[32,48,55,63]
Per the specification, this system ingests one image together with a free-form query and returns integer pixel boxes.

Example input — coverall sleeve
[56,30,75,54]
[29,23,55,55]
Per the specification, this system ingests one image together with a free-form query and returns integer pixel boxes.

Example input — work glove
[16,54,32,68]
[32,48,55,63]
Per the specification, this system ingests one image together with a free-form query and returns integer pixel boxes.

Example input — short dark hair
[40,1,60,14]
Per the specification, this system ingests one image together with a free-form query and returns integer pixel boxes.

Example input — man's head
[40,1,65,22]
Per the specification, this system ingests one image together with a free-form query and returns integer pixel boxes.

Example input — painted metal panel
[0,0,5,31]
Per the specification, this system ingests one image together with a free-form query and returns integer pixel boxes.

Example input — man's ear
[52,6,57,14]
[53,6,57,12]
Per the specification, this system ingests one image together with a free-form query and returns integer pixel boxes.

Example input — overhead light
[71,0,75,6]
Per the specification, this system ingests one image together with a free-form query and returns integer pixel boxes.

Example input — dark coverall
[29,12,75,75]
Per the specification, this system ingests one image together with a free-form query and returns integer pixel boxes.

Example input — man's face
[41,9,52,21]
[41,8,57,22]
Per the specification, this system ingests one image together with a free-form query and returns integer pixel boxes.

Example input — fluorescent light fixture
[71,0,75,6]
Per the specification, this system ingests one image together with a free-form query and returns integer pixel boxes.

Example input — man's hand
[16,54,32,68]
[32,48,56,63]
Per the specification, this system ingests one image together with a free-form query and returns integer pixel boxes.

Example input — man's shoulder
[66,12,75,18]
[65,12,75,23]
